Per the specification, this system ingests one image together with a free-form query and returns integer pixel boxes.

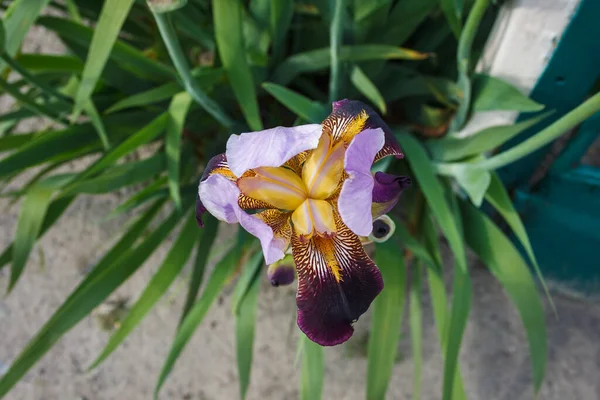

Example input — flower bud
[267,255,296,287]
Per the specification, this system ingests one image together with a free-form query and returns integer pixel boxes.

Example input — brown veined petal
[238,194,275,210]
[322,104,369,145]
[238,166,307,211]
[291,214,383,346]
[255,209,293,261]
[330,99,404,161]
[284,151,309,176]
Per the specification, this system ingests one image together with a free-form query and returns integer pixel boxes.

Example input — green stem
[449,0,490,133]
[435,91,600,173]
[152,12,234,129]
[328,0,344,103]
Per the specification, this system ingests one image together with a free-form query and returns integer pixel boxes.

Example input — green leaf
[1,0,50,59]
[476,91,600,170]
[448,0,490,134]
[472,74,544,113]
[231,249,263,314]
[17,54,84,74]
[147,0,188,13]
[0,196,75,272]
[384,0,437,46]
[269,0,294,63]
[72,0,136,117]
[437,160,491,207]
[60,75,110,150]
[0,112,154,179]
[180,216,220,322]
[367,240,406,400]
[427,112,552,162]
[410,263,423,400]
[66,154,166,195]
[396,133,467,268]
[461,200,547,392]
[0,199,182,399]
[90,209,199,369]
[440,0,461,38]
[299,335,324,400]
[73,113,168,183]
[165,92,193,208]
[0,19,5,53]
[350,65,387,114]
[105,82,180,114]
[9,174,73,291]
[0,133,35,152]
[390,219,435,269]
[484,172,555,312]
[421,212,467,400]
[272,45,430,85]
[262,82,327,123]
[105,177,169,220]
[155,230,247,397]
[152,12,234,128]
[328,0,344,102]
[105,68,224,114]
[212,0,263,131]
[234,252,262,400]
[0,77,67,124]
[39,16,175,82]
[396,133,471,400]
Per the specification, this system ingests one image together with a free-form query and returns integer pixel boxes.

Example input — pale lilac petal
[198,174,286,264]
[338,128,385,237]
[226,124,322,177]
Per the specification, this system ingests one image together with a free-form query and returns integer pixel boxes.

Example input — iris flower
[197,100,410,346]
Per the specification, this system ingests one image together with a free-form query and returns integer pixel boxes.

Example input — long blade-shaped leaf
[166,92,193,208]
[1,0,50,59]
[231,249,263,314]
[73,0,136,117]
[234,253,262,400]
[472,74,544,113]
[484,173,555,311]
[427,112,552,162]
[410,263,423,400]
[421,210,467,400]
[90,210,199,369]
[0,196,75,272]
[212,0,263,130]
[262,82,327,123]
[0,77,67,124]
[350,65,387,115]
[9,174,73,291]
[0,199,182,398]
[299,335,324,400]
[155,230,247,396]
[180,216,220,322]
[396,133,471,400]
[461,200,547,392]
[367,240,407,400]
[105,82,180,114]
[272,45,429,85]
[448,0,490,134]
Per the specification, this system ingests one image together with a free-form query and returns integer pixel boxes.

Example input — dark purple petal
[291,214,383,346]
[338,128,385,237]
[195,194,206,227]
[330,99,404,161]
[371,172,411,218]
[267,256,296,286]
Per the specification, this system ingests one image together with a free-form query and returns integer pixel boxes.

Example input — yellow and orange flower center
[237,132,344,241]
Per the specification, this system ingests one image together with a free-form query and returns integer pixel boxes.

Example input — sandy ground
[2,16,600,400]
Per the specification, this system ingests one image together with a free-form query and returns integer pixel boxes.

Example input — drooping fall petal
[198,174,287,264]
[337,128,385,237]
[226,124,322,177]
[292,214,383,346]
